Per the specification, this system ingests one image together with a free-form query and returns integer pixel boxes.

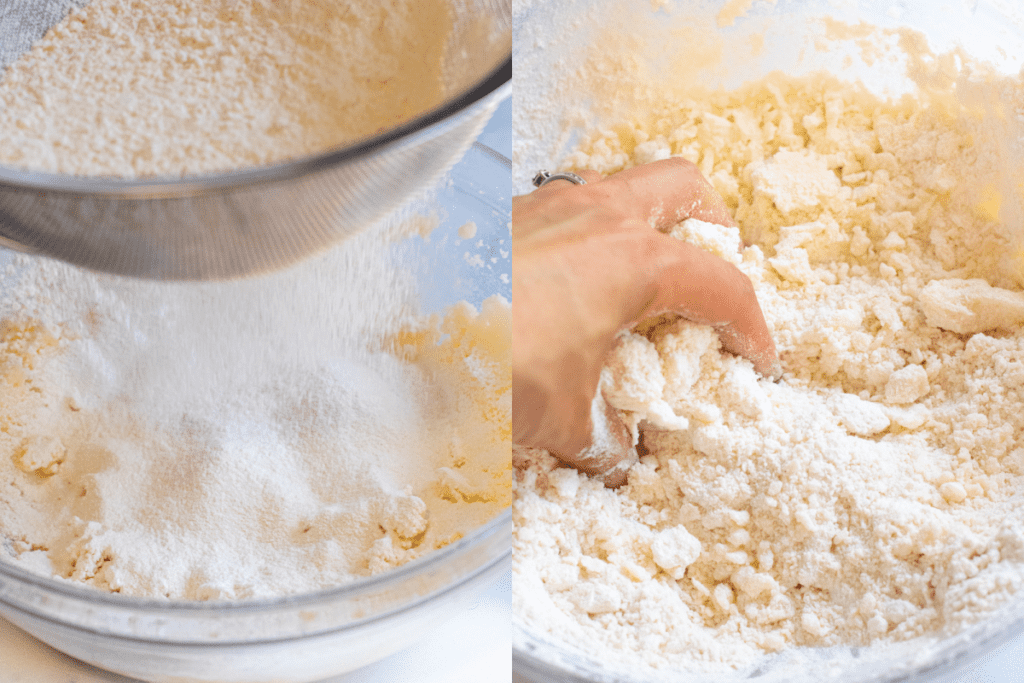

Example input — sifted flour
[513,5,1024,675]
[0,0,451,176]
[0,212,512,599]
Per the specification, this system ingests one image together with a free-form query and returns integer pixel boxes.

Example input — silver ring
[533,170,587,188]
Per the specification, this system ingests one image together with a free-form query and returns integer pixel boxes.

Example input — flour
[0,0,451,176]
[0,216,512,599]
[513,9,1024,675]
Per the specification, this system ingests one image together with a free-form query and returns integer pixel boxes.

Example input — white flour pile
[0,0,451,176]
[513,5,1024,675]
[0,217,512,599]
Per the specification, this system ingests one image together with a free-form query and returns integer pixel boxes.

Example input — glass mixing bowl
[0,141,512,683]
[512,0,1024,680]
[0,0,511,280]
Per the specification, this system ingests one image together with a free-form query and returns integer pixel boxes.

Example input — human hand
[512,157,780,486]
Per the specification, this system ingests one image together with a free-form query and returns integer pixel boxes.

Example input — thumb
[635,234,781,379]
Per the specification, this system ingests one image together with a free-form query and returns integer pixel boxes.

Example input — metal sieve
[0,0,510,280]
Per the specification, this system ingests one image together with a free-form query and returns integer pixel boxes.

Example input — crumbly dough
[0,245,511,600]
[514,44,1024,674]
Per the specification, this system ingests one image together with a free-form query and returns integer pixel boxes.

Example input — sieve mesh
[0,0,511,280]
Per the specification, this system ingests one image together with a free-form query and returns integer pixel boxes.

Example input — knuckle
[576,187,633,226]
[636,229,667,259]
[662,156,700,175]
[729,264,756,296]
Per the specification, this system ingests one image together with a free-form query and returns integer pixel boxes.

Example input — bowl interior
[512,1,1024,681]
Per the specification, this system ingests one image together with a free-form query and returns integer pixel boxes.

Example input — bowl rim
[0,55,511,198]
[510,605,1024,683]
[0,506,511,617]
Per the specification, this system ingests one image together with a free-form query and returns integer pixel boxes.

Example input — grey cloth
[0,0,88,71]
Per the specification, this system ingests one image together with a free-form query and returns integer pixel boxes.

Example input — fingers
[512,373,593,459]
[519,158,734,236]
[637,234,782,379]
[512,170,604,239]
[512,158,778,492]
[533,169,603,192]
[604,157,736,229]
[513,375,636,488]
[552,392,635,488]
